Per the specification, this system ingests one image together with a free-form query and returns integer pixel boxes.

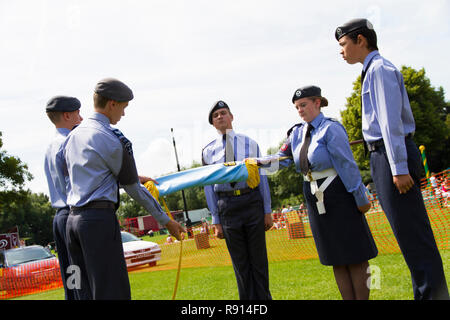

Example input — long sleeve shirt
[202,129,272,224]
[44,128,70,208]
[271,113,368,207]
[60,112,171,226]
[361,50,416,176]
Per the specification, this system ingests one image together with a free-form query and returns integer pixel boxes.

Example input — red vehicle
[122,215,161,236]
[0,245,61,295]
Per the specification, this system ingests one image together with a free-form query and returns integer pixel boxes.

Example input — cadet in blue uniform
[202,100,273,300]
[336,18,449,300]
[62,78,185,300]
[44,96,83,300]
[266,86,377,300]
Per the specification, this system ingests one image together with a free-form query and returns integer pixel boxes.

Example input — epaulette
[286,123,303,137]
[324,117,344,128]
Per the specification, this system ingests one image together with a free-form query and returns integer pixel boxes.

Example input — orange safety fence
[132,169,449,271]
[0,259,62,300]
[1,169,449,299]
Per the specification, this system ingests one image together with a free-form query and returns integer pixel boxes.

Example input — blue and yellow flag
[144,158,260,198]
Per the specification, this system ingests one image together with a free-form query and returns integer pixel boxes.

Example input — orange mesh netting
[131,169,449,273]
[1,170,448,299]
[0,259,62,300]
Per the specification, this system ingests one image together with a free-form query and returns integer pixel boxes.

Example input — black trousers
[66,208,131,300]
[370,138,449,300]
[53,207,75,300]
[218,190,272,300]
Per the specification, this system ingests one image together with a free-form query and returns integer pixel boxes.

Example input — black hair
[347,28,378,51]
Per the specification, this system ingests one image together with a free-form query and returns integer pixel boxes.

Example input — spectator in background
[441,177,449,207]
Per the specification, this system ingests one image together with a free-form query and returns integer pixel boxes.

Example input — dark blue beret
[94,78,134,102]
[335,18,374,41]
[208,100,230,124]
[292,85,328,106]
[46,96,81,112]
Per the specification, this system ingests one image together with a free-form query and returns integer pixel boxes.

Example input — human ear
[357,34,367,48]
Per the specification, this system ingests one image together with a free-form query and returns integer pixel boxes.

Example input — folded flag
[144,158,261,198]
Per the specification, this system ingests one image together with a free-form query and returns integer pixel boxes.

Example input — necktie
[223,134,235,163]
[299,124,313,175]
[223,134,236,187]
[360,69,367,86]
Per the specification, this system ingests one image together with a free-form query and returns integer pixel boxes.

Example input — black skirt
[304,175,378,266]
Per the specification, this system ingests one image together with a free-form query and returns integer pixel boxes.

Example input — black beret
[292,85,328,107]
[208,100,230,124]
[94,78,134,102]
[46,96,81,112]
[335,18,374,41]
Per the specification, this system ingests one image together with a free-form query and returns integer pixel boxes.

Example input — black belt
[70,200,116,212]
[217,187,253,197]
[366,133,414,152]
[56,206,70,213]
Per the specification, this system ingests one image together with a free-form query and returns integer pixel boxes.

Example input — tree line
[1,67,449,245]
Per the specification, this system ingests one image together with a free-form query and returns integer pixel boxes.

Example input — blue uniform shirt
[202,130,272,224]
[274,113,368,207]
[361,50,415,176]
[44,128,70,208]
[60,112,171,225]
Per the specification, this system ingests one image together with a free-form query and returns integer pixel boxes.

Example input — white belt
[303,168,337,215]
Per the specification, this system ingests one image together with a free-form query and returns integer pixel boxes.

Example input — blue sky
[0,0,449,195]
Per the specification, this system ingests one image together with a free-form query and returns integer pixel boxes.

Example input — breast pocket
[361,87,371,106]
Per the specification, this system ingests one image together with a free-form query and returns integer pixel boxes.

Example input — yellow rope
[143,181,181,299]
[143,181,174,220]
[172,238,183,300]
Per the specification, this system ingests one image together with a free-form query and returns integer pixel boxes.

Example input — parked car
[121,231,161,269]
[0,245,61,293]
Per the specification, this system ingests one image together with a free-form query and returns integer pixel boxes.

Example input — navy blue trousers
[218,190,272,300]
[53,207,75,300]
[66,208,131,300]
[370,138,449,300]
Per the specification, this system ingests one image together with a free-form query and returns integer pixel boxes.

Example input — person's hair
[93,92,110,109]
[347,28,378,51]
[308,96,328,108]
[46,111,63,125]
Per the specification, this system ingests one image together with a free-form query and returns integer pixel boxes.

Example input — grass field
[13,249,450,300]
[10,203,449,300]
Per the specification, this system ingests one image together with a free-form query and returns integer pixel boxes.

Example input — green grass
[13,250,450,300]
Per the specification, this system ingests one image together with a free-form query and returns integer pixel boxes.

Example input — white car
[121,231,161,269]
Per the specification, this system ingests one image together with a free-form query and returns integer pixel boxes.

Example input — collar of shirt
[217,128,235,139]
[309,112,325,131]
[363,50,379,72]
[89,112,111,127]
[55,127,70,137]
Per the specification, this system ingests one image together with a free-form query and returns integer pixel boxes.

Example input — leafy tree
[117,193,147,219]
[0,131,36,237]
[401,67,450,172]
[0,131,33,189]
[340,66,450,178]
[0,191,54,245]
[339,74,371,183]
[0,131,34,214]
